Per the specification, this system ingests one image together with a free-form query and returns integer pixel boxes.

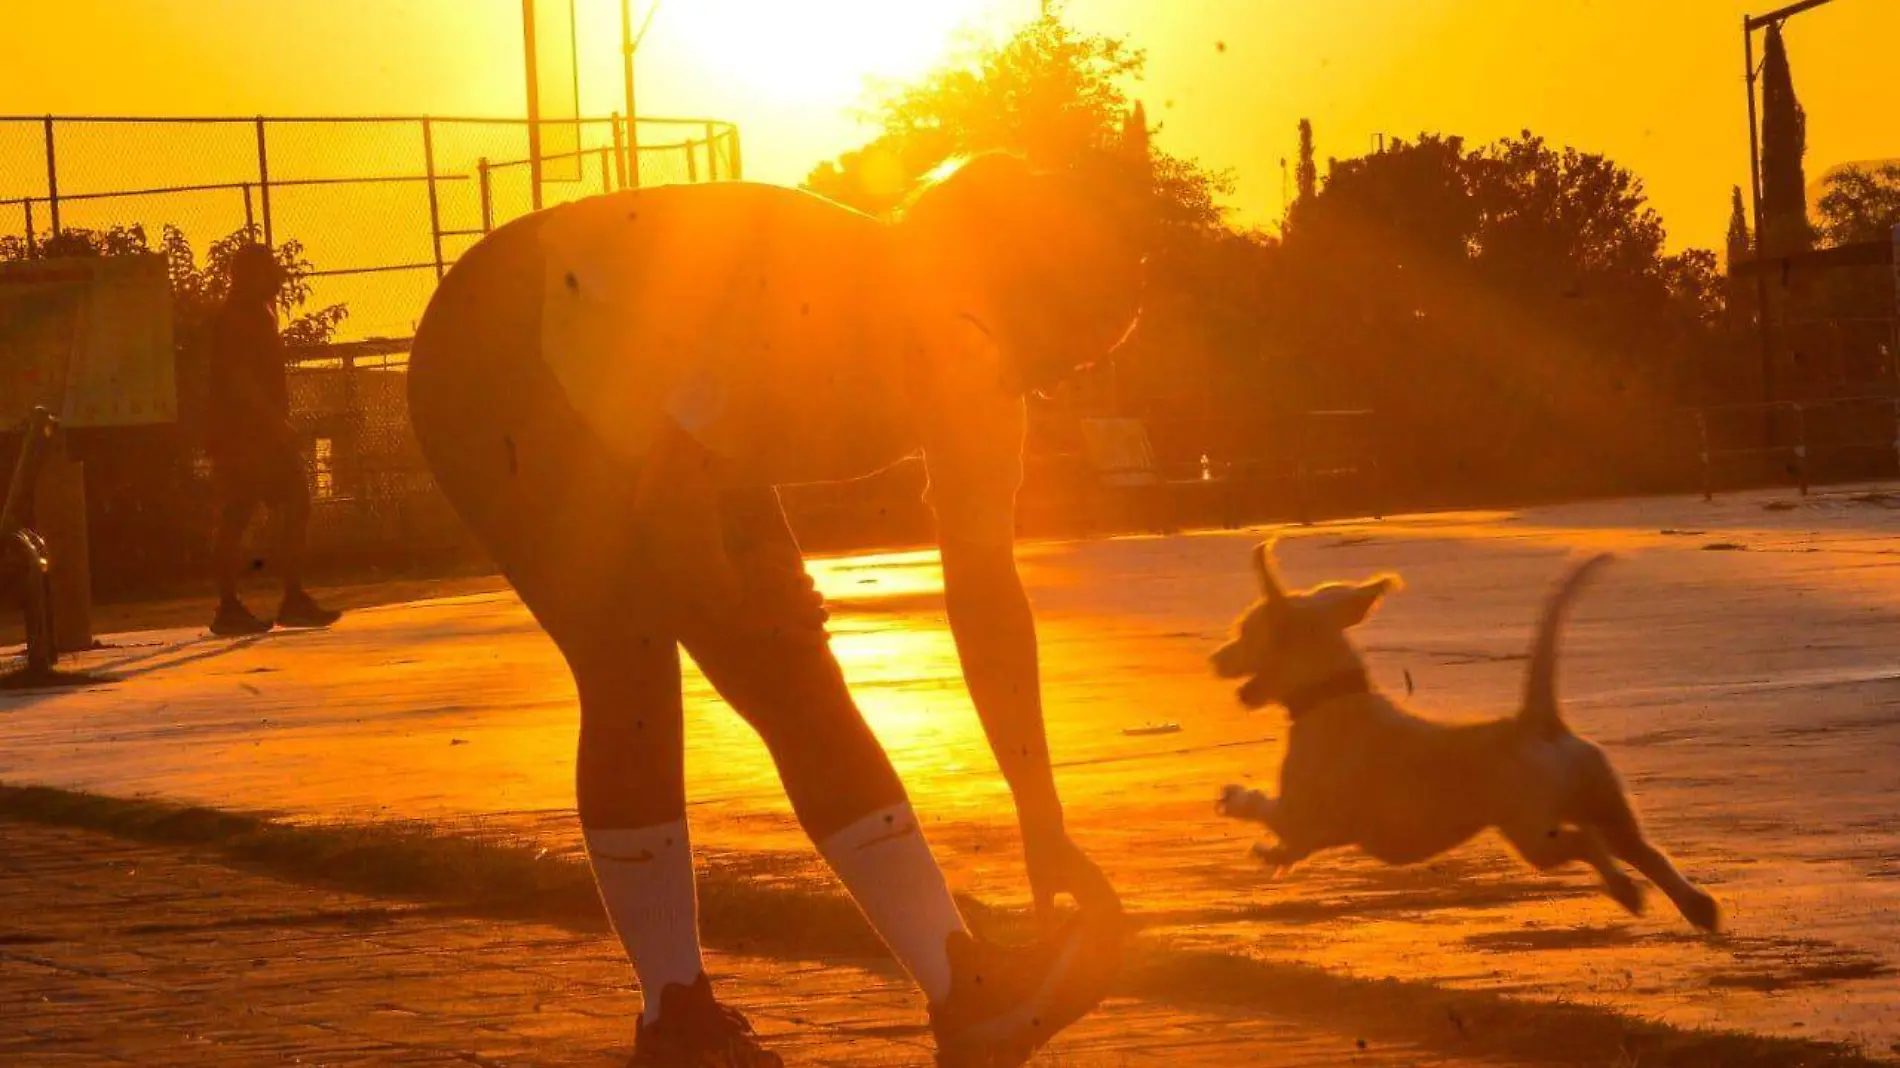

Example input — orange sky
[9,0,1900,251]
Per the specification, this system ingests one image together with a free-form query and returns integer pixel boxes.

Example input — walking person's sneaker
[929,915,1127,1068]
[275,590,341,629]
[209,600,272,637]
[631,975,782,1068]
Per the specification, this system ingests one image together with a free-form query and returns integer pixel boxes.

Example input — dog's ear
[1322,574,1401,629]
[1252,540,1287,604]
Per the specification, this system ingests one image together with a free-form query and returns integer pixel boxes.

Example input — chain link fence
[0,114,739,591]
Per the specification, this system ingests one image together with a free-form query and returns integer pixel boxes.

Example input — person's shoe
[631,975,782,1068]
[929,916,1127,1068]
[275,590,341,629]
[209,600,272,637]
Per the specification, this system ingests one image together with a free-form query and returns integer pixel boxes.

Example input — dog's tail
[1519,552,1613,739]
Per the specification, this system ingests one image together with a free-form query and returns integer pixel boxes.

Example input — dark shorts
[210,444,306,511]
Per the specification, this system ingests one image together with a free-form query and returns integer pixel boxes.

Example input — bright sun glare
[658,0,1000,106]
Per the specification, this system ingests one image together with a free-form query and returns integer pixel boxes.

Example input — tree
[1725,185,1752,271]
[805,8,1227,234]
[1759,22,1813,255]
[1295,119,1318,205]
[0,223,347,348]
[1814,163,1900,247]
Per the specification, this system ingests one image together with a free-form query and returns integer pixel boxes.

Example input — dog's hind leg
[1590,794,1719,931]
[1500,822,1646,916]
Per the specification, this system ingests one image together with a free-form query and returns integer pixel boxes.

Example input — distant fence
[0,114,740,339]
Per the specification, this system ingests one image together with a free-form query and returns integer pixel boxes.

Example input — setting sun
[646,0,1007,108]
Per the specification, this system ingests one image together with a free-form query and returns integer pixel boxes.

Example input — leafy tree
[1759,23,1813,255]
[1295,119,1318,205]
[1,223,347,347]
[1725,185,1752,270]
[1814,163,1900,247]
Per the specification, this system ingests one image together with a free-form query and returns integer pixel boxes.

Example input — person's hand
[1022,824,1121,925]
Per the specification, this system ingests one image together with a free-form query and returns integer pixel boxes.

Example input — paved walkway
[0,818,1473,1067]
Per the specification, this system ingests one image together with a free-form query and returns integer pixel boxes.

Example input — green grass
[0,781,1881,1068]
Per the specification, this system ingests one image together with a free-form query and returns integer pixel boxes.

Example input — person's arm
[928,395,1118,919]
[940,537,1062,831]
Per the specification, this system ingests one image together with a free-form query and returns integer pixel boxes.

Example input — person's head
[896,152,1145,395]
[227,243,287,305]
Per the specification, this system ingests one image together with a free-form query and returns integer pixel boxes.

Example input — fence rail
[0,113,741,340]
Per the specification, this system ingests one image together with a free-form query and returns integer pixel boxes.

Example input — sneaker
[209,600,272,637]
[929,915,1127,1068]
[631,975,782,1068]
[275,590,341,629]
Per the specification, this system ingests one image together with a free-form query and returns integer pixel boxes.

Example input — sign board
[0,253,176,428]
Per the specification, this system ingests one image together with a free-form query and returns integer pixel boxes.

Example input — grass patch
[0,781,1882,1068]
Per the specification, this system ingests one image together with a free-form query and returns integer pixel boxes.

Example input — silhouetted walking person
[205,244,338,636]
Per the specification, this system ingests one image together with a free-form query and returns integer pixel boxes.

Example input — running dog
[1211,541,1719,930]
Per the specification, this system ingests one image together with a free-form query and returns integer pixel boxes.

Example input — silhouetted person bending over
[408,154,1142,1067]
[205,244,339,636]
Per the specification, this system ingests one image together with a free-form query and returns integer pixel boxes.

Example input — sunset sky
[9,0,1900,252]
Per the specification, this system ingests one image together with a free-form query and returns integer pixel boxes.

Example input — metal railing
[0,114,741,340]
[1691,395,1900,499]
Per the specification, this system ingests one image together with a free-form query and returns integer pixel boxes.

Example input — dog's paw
[1250,841,1300,875]
[1605,875,1647,917]
[1680,889,1721,933]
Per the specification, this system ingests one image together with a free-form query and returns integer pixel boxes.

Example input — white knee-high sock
[816,803,967,1004]
[584,821,705,1023]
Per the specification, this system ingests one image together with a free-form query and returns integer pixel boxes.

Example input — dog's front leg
[1250,840,1312,874]
[1217,784,1282,829]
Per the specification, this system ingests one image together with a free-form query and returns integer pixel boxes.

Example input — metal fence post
[704,122,719,181]
[727,125,743,180]
[422,118,445,281]
[1793,403,1809,496]
[23,199,36,256]
[1695,410,1713,502]
[611,113,628,189]
[42,117,60,238]
[600,147,613,194]
[685,139,698,182]
[254,117,274,247]
[241,183,255,234]
[477,158,494,234]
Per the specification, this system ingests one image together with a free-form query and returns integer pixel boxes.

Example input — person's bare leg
[271,459,339,626]
[209,493,271,635]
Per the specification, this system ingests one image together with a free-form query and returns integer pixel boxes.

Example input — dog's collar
[1282,668,1372,720]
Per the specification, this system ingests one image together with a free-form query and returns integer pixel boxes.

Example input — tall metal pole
[523,0,545,210]
[622,0,641,188]
[1744,20,1774,441]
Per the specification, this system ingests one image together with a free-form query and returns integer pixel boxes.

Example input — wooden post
[611,113,628,190]
[254,117,274,247]
[34,441,91,655]
[422,118,445,280]
[477,158,494,233]
[42,117,60,237]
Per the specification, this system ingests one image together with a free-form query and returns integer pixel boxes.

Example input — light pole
[622,0,660,188]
